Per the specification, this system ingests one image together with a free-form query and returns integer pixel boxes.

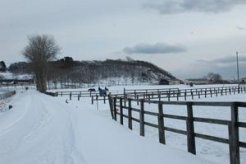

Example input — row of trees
[46,58,177,86]
[204,72,223,83]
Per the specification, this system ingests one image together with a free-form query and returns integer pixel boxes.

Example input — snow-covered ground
[0,86,246,164]
[51,84,246,164]
[0,72,33,80]
[0,89,9,94]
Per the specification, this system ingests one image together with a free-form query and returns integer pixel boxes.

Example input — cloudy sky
[1,0,246,79]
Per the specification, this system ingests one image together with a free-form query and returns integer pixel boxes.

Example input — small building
[169,80,183,85]
[159,79,169,85]
[185,79,210,85]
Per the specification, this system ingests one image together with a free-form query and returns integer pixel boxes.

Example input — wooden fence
[90,85,246,104]
[123,86,246,101]
[56,90,118,101]
[57,86,246,105]
[108,96,246,164]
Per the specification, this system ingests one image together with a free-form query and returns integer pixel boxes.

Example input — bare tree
[0,61,7,72]
[205,72,223,83]
[22,34,60,92]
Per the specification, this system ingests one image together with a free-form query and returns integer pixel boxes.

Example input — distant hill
[7,58,180,85]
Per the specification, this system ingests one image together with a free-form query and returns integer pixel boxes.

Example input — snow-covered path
[0,91,80,164]
[0,91,213,164]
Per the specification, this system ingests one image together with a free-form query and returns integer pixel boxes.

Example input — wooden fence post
[96,95,98,103]
[229,103,240,164]
[128,99,132,130]
[148,94,151,102]
[168,91,170,101]
[140,99,145,136]
[113,97,117,120]
[186,102,196,154]
[158,91,161,101]
[158,102,165,144]
[108,95,114,119]
[120,98,123,125]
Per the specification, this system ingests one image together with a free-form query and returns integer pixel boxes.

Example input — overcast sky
[1,0,246,79]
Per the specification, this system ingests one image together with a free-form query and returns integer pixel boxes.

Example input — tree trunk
[35,68,47,93]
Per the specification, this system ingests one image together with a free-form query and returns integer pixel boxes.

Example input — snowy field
[51,84,246,164]
[0,84,245,164]
[0,89,8,94]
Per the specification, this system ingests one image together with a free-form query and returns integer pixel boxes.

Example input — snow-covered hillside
[0,89,214,164]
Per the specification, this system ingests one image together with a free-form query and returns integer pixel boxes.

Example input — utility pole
[236,51,240,84]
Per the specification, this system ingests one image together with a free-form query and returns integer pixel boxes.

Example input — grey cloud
[236,26,246,30]
[199,56,246,65]
[194,56,246,79]
[123,43,186,54]
[144,0,246,14]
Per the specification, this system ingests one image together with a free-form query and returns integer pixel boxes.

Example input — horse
[98,87,107,96]
[88,88,96,92]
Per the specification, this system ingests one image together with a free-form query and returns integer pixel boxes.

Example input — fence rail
[57,86,246,106]
[108,96,246,164]
[90,85,246,104]
[123,86,246,101]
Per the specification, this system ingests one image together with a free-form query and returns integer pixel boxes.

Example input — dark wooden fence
[57,86,246,105]
[123,87,180,98]
[108,96,246,164]
[56,90,119,102]
[91,85,246,104]
[123,86,246,101]
[56,90,97,101]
